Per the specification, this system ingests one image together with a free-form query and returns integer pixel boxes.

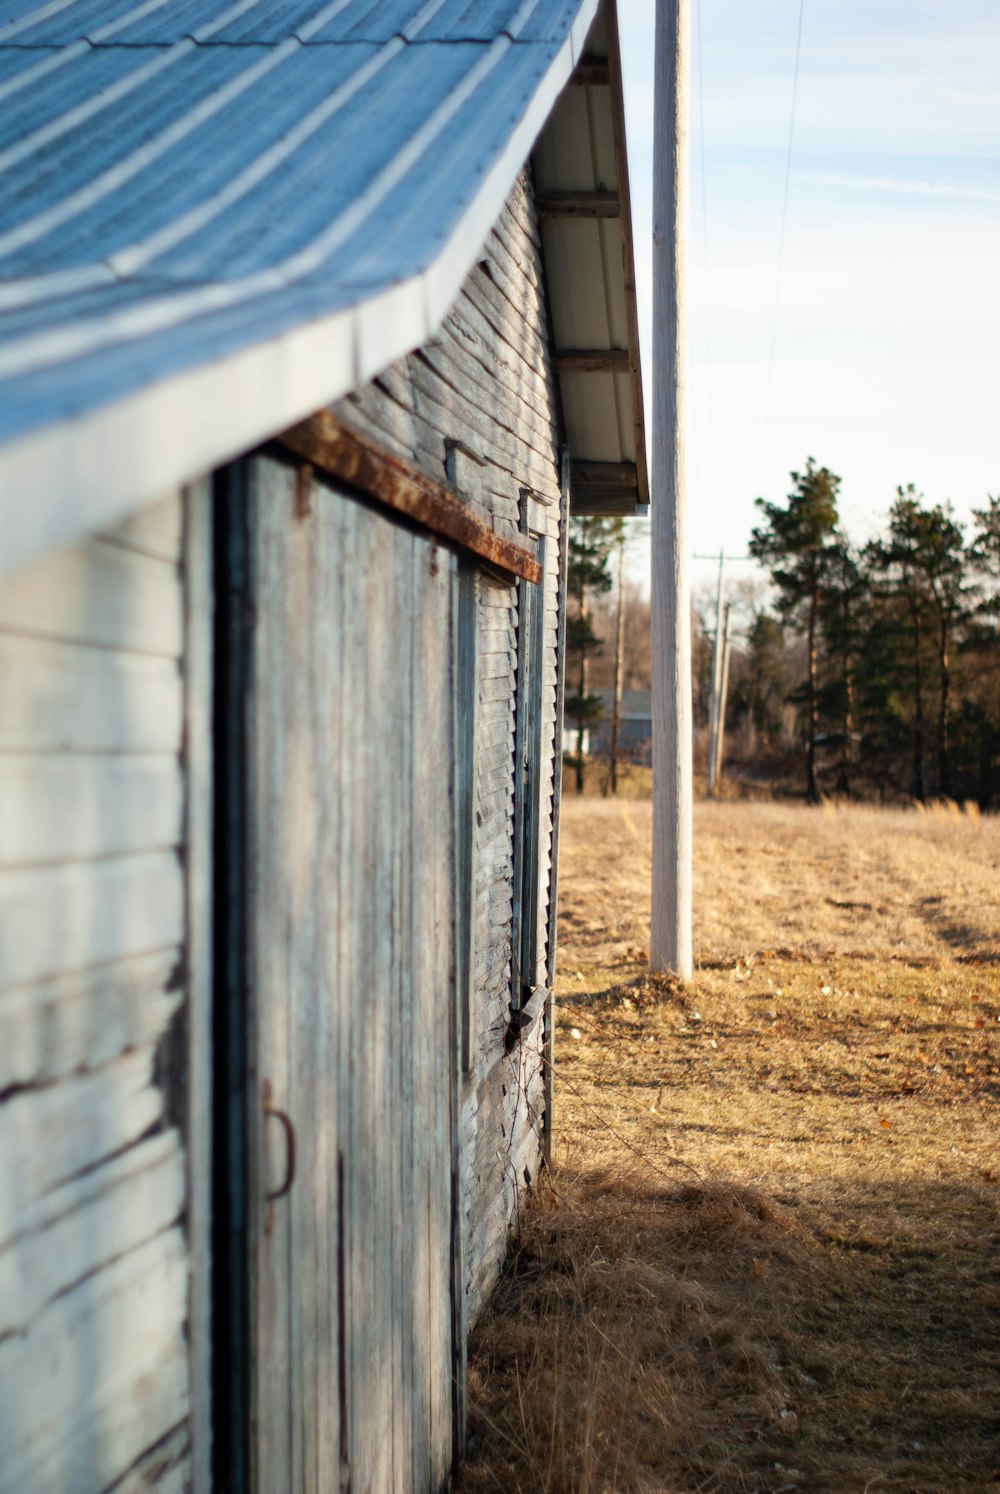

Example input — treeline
[566,467,1000,806]
[734,459,1000,805]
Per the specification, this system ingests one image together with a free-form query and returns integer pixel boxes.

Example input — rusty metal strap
[278,411,543,584]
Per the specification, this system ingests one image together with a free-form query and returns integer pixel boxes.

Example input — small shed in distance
[590,689,655,764]
[0,1,649,1489]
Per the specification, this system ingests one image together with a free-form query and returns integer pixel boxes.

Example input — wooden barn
[0,0,649,1489]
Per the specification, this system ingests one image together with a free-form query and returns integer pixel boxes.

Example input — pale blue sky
[617,0,1000,575]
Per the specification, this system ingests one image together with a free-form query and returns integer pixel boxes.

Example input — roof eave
[532,0,649,519]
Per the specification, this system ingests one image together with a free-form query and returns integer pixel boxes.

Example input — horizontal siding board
[446,298,558,446]
[491,202,544,287]
[0,635,182,752]
[0,754,182,867]
[479,673,514,704]
[0,1130,184,1337]
[0,948,181,1091]
[0,494,193,1494]
[340,382,421,464]
[461,270,554,388]
[110,1425,191,1494]
[405,361,559,500]
[0,539,182,657]
[98,491,184,563]
[419,330,559,461]
[0,1229,190,1494]
[0,1051,166,1256]
[478,763,514,798]
[0,850,183,990]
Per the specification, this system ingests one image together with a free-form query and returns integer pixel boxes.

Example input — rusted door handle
[263,1078,296,1233]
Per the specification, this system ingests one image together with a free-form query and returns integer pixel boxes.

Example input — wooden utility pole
[651,0,692,977]
[713,602,733,787]
[706,549,724,796]
[607,534,626,795]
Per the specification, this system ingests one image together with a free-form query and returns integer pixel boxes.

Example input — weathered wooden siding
[243,457,456,1492]
[0,492,205,1492]
[335,169,564,1322]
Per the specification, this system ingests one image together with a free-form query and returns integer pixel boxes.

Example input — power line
[762,0,806,439]
[693,0,718,524]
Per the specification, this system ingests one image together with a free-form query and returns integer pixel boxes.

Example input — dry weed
[459,801,1000,1493]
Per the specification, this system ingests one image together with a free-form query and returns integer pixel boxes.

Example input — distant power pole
[608,534,626,796]
[651,0,692,978]
[713,602,733,788]
[698,551,750,796]
[706,550,725,796]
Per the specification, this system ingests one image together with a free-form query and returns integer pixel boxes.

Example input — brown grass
[457,801,1000,1492]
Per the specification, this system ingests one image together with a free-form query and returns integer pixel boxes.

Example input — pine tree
[819,537,867,794]
[565,517,619,792]
[734,611,789,754]
[749,459,841,801]
[967,496,1000,800]
[868,489,969,798]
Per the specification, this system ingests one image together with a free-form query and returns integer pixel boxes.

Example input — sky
[616,0,1000,588]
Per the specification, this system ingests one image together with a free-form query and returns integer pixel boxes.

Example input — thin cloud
[798,170,1000,205]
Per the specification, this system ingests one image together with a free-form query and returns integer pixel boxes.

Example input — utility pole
[706,549,724,796]
[651,0,692,978]
[713,602,733,787]
[608,533,626,796]
[696,552,751,797]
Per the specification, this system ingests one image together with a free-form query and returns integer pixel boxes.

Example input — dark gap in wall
[210,461,251,1494]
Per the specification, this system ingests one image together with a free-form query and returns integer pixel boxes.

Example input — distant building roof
[0,0,646,573]
[594,688,652,720]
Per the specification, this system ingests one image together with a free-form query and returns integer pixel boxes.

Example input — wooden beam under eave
[571,460,639,488]
[535,191,620,219]
[571,59,611,85]
[554,349,631,373]
[570,489,641,516]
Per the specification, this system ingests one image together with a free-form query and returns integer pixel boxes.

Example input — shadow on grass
[456,1163,999,1494]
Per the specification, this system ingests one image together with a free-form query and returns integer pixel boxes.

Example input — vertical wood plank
[246,460,295,1494]
[410,533,431,1489]
[451,564,477,1458]
[313,474,344,1494]
[183,478,214,1494]
[288,469,319,1494]
[396,523,416,1493]
[385,522,411,1492]
[335,495,359,1494]
[361,496,398,1494]
[455,566,480,1077]
[438,551,459,1484]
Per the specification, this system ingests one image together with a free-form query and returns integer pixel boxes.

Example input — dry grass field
[458,800,1000,1493]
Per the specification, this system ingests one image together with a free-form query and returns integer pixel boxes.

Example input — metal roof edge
[0,0,602,578]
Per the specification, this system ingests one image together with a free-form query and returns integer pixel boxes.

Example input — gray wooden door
[243,456,458,1492]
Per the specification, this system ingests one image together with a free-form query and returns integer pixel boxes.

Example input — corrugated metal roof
[0,0,645,571]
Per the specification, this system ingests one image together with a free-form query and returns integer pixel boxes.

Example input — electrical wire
[693,0,719,530]
[762,0,806,439]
